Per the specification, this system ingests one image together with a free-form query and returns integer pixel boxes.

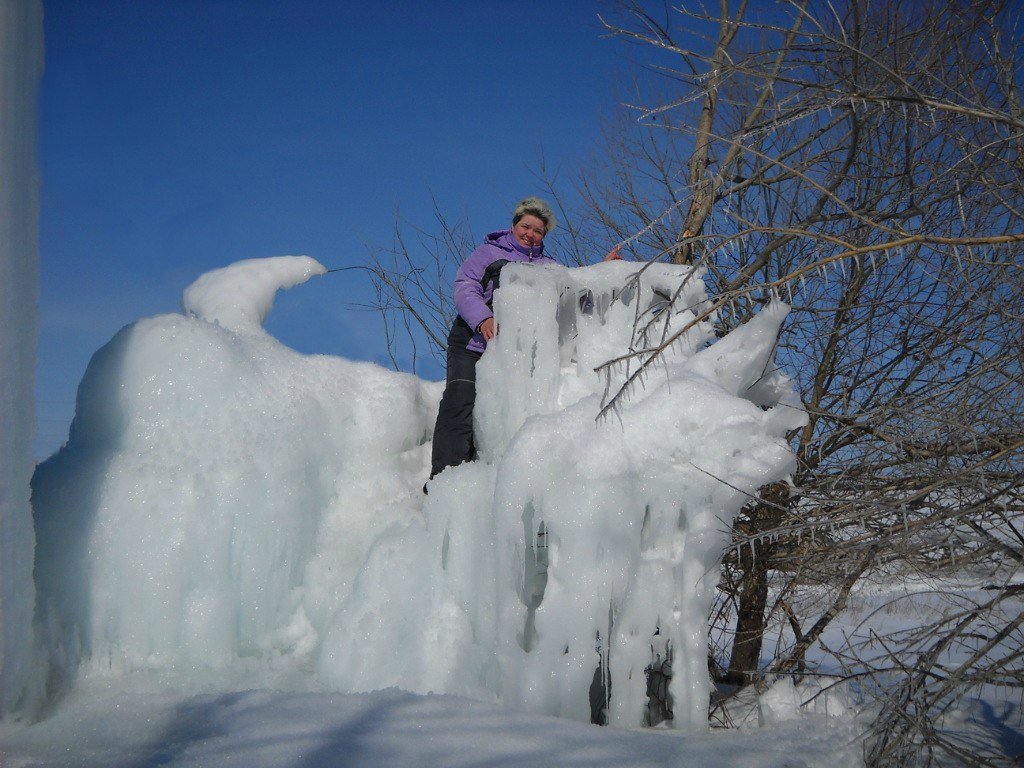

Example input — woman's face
[512,214,547,249]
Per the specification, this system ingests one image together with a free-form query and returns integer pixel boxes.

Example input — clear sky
[36,0,631,459]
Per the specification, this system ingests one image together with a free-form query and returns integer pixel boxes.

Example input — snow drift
[31,255,804,729]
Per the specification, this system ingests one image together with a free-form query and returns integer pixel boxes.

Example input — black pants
[430,338,482,479]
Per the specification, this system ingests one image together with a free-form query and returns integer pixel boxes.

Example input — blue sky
[36,0,630,458]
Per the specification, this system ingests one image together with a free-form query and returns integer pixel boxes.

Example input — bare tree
[361,202,474,373]
[588,1,1023,764]
[363,1,1021,761]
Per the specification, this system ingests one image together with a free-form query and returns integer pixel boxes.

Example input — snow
[757,677,854,727]
[182,256,327,334]
[0,0,44,718]
[33,258,439,686]
[11,254,864,763]
[0,682,865,768]
[719,572,1024,764]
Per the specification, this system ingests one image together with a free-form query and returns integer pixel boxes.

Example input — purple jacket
[454,230,557,353]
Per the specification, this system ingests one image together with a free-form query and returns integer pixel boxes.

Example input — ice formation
[182,256,327,333]
[31,255,804,729]
[33,256,439,687]
[0,0,44,718]
[319,262,804,729]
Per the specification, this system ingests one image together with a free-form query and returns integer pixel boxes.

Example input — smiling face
[512,213,547,249]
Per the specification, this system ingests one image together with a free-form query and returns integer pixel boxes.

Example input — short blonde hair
[512,197,557,234]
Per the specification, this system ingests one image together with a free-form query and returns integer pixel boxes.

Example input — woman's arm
[453,246,494,333]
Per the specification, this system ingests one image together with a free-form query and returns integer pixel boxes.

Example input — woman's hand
[602,245,623,261]
[479,317,496,341]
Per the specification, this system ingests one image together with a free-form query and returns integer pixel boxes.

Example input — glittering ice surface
[33,257,440,691]
[30,256,804,731]
[321,262,805,729]
[183,255,326,334]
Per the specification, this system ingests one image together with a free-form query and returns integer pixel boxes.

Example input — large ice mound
[32,256,804,730]
[33,257,440,686]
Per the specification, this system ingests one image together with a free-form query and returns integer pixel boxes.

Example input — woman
[427,197,621,486]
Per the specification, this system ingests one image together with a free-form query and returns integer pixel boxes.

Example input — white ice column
[0,0,44,718]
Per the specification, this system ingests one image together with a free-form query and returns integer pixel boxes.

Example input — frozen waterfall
[30,255,804,729]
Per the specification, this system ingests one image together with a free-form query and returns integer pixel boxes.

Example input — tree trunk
[726,535,770,684]
[725,483,790,685]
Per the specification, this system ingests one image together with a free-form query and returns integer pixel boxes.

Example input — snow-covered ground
[804,575,1024,766]
[7,576,1020,767]
[6,576,1018,767]
[1,682,864,768]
